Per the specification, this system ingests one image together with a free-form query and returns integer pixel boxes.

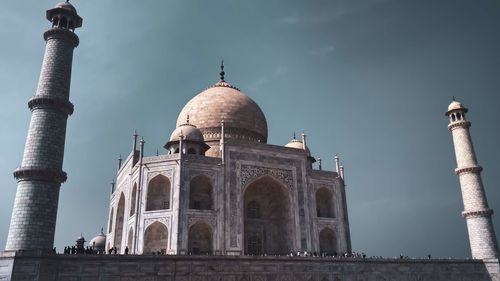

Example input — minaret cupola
[446,99,468,123]
[47,1,83,31]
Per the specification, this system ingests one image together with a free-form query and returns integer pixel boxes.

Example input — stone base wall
[0,251,499,281]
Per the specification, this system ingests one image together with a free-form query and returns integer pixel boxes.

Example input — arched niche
[319,227,337,256]
[188,221,213,255]
[316,187,335,218]
[113,193,125,252]
[108,208,114,233]
[189,175,213,210]
[243,176,293,255]
[130,184,137,216]
[146,175,171,211]
[127,228,134,251]
[143,222,168,254]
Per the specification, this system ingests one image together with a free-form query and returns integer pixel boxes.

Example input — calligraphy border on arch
[239,163,294,190]
[144,217,170,230]
[187,215,217,229]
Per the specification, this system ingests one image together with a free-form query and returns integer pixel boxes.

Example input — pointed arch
[243,176,293,255]
[143,221,168,254]
[188,221,213,255]
[316,187,335,218]
[113,193,126,252]
[189,175,213,210]
[319,227,337,256]
[108,207,114,233]
[146,175,171,211]
[127,227,134,251]
[130,183,137,216]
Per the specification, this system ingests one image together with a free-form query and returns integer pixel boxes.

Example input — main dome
[176,80,268,144]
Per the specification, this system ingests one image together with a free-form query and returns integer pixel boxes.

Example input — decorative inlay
[240,164,293,190]
[448,121,471,131]
[201,127,266,143]
[455,165,482,175]
[462,209,493,218]
[144,217,170,229]
[188,215,216,228]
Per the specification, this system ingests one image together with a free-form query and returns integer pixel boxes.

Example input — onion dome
[175,62,267,157]
[89,229,106,250]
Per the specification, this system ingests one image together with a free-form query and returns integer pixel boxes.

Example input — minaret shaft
[5,3,81,251]
[447,103,499,260]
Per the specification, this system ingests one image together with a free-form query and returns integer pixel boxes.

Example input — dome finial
[452,95,456,101]
[220,60,225,81]
[293,131,296,140]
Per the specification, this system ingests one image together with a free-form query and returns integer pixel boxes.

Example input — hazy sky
[0,0,499,258]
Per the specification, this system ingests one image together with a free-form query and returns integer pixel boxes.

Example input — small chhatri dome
[176,63,268,147]
[55,1,77,13]
[169,123,204,142]
[89,229,106,249]
[446,99,468,115]
[285,138,311,156]
[76,234,85,243]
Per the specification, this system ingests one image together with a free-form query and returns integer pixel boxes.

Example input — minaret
[446,100,499,259]
[5,2,82,251]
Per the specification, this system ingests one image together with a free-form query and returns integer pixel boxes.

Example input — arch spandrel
[240,164,294,192]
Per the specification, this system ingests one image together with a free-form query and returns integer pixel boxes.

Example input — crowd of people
[58,246,434,260]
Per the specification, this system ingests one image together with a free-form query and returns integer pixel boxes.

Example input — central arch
[143,222,168,254]
[243,176,293,255]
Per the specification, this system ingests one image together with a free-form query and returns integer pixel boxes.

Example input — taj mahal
[0,2,499,281]
[106,62,350,256]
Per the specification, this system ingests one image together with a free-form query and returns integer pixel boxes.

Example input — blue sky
[0,0,499,258]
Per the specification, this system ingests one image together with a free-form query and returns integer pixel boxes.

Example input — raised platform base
[0,251,499,281]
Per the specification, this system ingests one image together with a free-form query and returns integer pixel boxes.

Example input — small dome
[89,230,106,249]
[76,235,85,242]
[446,100,468,115]
[285,139,311,156]
[55,2,77,13]
[170,123,204,142]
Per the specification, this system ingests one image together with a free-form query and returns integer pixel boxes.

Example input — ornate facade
[106,68,351,255]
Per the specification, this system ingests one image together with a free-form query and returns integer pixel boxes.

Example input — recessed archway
[189,175,213,210]
[316,187,335,218]
[319,227,337,255]
[143,222,168,254]
[146,175,171,211]
[243,176,293,255]
[130,184,137,216]
[108,208,114,233]
[188,221,213,255]
[113,193,125,252]
[127,228,134,252]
